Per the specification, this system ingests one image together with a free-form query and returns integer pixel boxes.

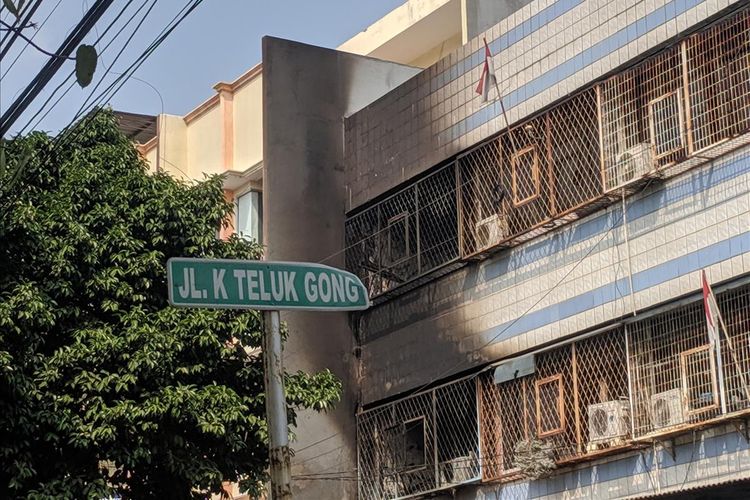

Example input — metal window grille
[479,329,629,481]
[458,89,604,258]
[685,12,750,153]
[627,301,722,438]
[600,45,686,188]
[345,8,750,297]
[358,377,480,500]
[344,164,458,298]
[715,285,750,414]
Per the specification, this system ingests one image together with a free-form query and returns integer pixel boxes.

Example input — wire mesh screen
[627,301,721,438]
[344,164,458,298]
[457,90,603,257]
[479,330,629,481]
[575,330,630,453]
[685,10,750,153]
[358,378,479,500]
[599,46,685,191]
[345,8,750,297]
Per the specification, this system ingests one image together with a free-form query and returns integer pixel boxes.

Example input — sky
[1,0,406,136]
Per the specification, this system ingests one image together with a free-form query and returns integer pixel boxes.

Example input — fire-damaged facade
[342,1,750,498]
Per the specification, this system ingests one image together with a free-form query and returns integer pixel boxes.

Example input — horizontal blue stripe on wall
[479,229,750,345]
[499,427,748,498]
[366,149,750,342]
[438,0,706,145]
[431,0,583,91]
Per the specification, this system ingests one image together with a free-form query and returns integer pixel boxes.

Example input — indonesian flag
[475,38,497,102]
[702,270,723,345]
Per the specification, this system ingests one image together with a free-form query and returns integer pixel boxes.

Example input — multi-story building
[117,2,518,497]
[124,0,750,497]
[259,0,750,498]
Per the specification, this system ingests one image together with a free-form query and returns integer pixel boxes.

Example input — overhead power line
[1,0,65,80]
[0,0,42,56]
[11,0,204,188]
[0,0,116,137]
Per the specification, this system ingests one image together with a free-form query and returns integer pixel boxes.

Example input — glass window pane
[236,191,262,242]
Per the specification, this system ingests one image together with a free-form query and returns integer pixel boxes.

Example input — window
[649,91,685,158]
[382,417,427,472]
[386,212,410,264]
[236,190,262,242]
[535,374,565,437]
[680,345,719,415]
[402,417,426,470]
[511,146,539,206]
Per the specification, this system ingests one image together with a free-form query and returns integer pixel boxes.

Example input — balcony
[345,7,750,301]
[357,282,750,497]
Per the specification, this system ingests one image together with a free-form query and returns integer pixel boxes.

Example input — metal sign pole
[263,310,292,499]
[166,257,369,498]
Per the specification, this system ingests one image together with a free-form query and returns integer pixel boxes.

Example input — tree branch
[0,20,72,60]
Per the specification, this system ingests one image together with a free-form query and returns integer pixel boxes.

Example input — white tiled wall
[361,145,750,404]
[345,0,738,211]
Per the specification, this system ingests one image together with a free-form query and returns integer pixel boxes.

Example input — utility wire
[12,0,204,198]
[0,0,116,136]
[3,0,202,204]
[42,0,202,153]
[0,0,41,57]
[0,0,65,80]
[17,0,147,136]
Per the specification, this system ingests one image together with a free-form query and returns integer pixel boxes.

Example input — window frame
[235,189,262,243]
[511,145,540,207]
[535,374,565,438]
[648,90,686,159]
[400,416,428,472]
[385,211,411,265]
[679,344,720,416]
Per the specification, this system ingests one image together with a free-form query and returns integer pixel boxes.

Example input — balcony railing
[357,377,480,500]
[357,282,750,496]
[345,7,750,300]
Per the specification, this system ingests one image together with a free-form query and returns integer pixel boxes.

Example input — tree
[0,110,341,499]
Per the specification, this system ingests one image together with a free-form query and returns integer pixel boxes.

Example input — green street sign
[167,258,369,311]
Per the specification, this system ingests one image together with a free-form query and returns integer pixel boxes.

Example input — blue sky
[1,0,405,136]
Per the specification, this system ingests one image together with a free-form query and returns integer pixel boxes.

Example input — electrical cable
[17,0,201,176]
[0,0,65,80]
[16,0,148,136]
[0,0,116,136]
[0,0,42,58]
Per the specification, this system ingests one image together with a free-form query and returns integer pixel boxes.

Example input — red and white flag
[475,38,497,102]
[702,270,723,345]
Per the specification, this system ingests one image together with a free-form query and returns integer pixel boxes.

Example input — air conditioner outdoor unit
[650,388,686,430]
[474,213,509,250]
[605,143,653,192]
[587,400,630,446]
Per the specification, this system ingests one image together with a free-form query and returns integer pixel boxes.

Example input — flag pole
[485,38,520,160]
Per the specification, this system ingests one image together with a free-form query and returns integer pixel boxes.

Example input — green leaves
[0,110,341,498]
[75,44,97,88]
